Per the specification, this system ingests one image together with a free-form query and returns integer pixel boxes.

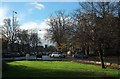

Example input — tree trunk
[10,42,14,52]
[82,46,85,54]
[86,45,89,55]
[22,44,24,53]
[27,44,30,54]
[98,44,106,69]
[118,2,120,68]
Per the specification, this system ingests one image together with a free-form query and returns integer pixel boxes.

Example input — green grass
[2,61,120,79]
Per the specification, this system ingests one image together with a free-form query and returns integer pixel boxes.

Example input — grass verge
[2,61,120,79]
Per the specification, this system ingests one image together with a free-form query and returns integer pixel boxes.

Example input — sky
[0,2,79,45]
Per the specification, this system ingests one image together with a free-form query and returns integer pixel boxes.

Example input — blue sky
[1,2,79,24]
[0,2,79,45]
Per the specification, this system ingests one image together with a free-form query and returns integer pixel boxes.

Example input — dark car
[3,52,21,58]
[3,53,12,58]
[42,52,49,56]
[12,52,21,57]
[73,53,88,58]
[30,52,36,56]
[36,53,42,58]
[20,53,25,57]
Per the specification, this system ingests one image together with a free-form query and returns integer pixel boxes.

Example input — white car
[50,52,65,58]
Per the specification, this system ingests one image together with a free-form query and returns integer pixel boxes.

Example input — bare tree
[30,32,41,53]
[17,30,30,53]
[78,2,119,68]
[46,11,71,52]
[2,17,19,52]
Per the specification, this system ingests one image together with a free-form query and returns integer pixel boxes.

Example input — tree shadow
[2,62,118,79]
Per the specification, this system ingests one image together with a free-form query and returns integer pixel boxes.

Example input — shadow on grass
[2,62,119,79]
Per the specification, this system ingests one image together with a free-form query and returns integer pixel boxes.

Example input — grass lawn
[2,61,120,79]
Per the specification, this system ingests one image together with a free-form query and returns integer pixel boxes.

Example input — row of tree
[2,17,42,53]
[46,2,120,68]
[1,13,58,54]
[2,19,57,54]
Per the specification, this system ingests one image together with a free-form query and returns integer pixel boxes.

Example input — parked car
[36,52,42,58]
[30,52,35,56]
[3,53,12,58]
[59,53,66,58]
[73,52,88,58]
[12,52,21,57]
[50,52,65,58]
[3,52,21,58]
[42,52,49,56]
[20,52,25,57]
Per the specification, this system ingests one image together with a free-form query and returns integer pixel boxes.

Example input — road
[2,55,119,64]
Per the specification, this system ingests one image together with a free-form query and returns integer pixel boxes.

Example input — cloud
[38,20,50,38]
[0,7,8,26]
[20,22,38,30]
[20,19,50,45]
[30,2,45,10]
[37,20,51,45]
[20,18,50,39]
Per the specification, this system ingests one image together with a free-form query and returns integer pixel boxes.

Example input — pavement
[2,55,119,65]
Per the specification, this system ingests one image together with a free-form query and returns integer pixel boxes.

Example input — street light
[12,11,17,28]
[11,11,17,52]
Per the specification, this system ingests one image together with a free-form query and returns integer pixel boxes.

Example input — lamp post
[12,11,17,36]
[12,11,17,29]
[11,11,17,52]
